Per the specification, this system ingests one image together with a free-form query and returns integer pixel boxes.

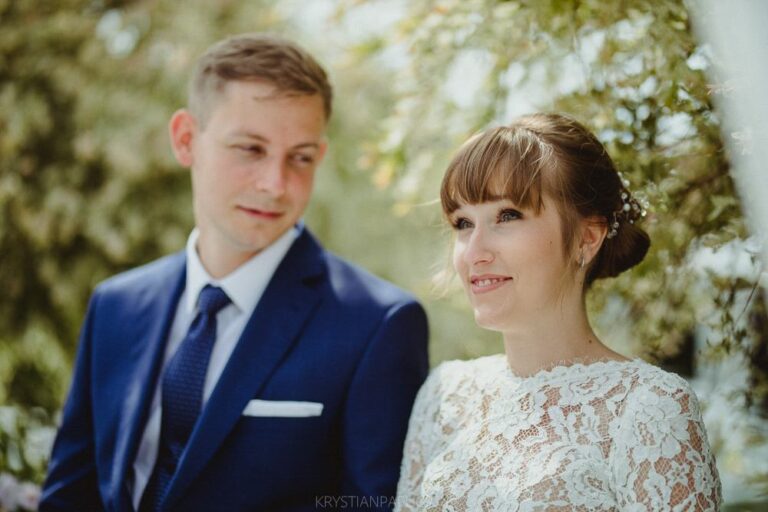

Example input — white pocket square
[242,399,324,418]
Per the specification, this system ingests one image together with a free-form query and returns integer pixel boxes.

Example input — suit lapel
[108,253,187,512]
[161,229,326,510]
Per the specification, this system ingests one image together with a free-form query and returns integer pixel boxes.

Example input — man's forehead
[220,80,316,104]
[205,82,326,131]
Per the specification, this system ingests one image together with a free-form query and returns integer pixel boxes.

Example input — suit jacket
[40,227,429,511]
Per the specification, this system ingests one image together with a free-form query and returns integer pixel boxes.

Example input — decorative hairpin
[606,176,648,239]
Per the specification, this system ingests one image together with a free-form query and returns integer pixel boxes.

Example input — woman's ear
[580,216,608,265]
[169,109,197,167]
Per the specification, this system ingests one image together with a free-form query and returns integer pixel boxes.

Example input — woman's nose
[463,227,494,266]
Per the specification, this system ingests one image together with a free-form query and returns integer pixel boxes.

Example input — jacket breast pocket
[241,399,324,418]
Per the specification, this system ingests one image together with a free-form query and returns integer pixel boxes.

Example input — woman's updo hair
[440,112,650,286]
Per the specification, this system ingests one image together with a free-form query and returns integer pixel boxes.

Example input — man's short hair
[189,33,333,124]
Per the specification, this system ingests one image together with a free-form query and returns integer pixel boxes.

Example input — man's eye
[236,145,265,155]
[498,209,522,222]
[291,154,315,165]
[452,217,472,230]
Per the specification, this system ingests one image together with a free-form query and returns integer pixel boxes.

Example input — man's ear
[580,216,608,264]
[169,109,197,167]
[316,139,329,164]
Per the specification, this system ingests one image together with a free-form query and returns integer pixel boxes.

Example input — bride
[395,113,721,511]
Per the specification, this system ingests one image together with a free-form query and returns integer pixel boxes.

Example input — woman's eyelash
[451,217,472,230]
[498,208,522,222]
[450,208,521,229]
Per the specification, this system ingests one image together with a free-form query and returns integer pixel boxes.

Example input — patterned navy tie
[139,285,231,512]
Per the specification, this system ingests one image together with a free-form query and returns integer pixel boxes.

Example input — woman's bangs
[440,127,545,215]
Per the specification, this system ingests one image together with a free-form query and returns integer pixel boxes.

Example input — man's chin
[237,228,293,252]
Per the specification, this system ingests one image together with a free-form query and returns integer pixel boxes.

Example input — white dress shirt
[130,227,298,508]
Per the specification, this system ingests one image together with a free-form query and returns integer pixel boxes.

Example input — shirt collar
[184,225,300,315]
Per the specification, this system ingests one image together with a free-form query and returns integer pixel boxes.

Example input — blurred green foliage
[0,0,766,504]
[338,0,767,379]
[338,0,768,500]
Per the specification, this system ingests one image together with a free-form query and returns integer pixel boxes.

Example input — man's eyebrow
[231,131,270,142]
[292,142,320,150]
[229,132,320,150]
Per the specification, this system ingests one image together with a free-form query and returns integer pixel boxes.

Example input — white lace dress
[395,355,721,511]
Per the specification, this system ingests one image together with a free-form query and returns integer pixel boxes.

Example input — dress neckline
[498,354,645,382]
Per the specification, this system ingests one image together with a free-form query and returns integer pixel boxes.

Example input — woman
[396,113,721,511]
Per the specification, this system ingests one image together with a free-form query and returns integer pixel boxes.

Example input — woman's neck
[501,299,625,377]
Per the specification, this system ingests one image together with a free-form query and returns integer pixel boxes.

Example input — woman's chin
[473,310,509,333]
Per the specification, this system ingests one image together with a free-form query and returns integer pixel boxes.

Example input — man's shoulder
[95,251,185,298]
[320,249,419,310]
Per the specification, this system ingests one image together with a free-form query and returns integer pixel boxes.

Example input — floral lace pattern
[395,355,721,511]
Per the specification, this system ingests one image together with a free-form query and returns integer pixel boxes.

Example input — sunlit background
[1,1,766,509]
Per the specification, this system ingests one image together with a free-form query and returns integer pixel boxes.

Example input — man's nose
[254,158,287,197]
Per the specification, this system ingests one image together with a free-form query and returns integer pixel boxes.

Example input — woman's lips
[237,206,284,219]
[469,275,512,294]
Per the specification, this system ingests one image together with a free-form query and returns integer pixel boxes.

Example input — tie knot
[197,285,231,316]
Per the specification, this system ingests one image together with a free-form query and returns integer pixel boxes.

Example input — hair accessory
[606,176,648,239]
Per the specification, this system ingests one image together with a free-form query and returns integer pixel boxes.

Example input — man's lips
[236,206,284,219]
[469,274,512,293]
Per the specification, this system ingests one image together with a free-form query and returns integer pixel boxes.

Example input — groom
[40,33,429,511]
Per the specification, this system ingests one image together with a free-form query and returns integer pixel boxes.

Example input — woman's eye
[452,217,473,230]
[498,209,522,222]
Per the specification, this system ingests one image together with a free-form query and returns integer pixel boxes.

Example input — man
[40,33,429,512]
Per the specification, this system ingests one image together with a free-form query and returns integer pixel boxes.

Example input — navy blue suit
[41,228,429,511]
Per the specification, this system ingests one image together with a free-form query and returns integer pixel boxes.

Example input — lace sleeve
[611,373,722,511]
[394,365,446,512]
